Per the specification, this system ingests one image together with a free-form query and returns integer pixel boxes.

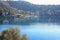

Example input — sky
[2,0,60,5]
[23,0,60,5]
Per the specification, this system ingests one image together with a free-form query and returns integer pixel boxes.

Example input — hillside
[0,1,60,25]
[7,1,60,11]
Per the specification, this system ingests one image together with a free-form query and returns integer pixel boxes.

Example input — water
[1,15,60,25]
[0,24,60,40]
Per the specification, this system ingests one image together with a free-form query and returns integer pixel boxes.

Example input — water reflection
[1,15,60,25]
[3,19,9,24]
[1,17,39,25]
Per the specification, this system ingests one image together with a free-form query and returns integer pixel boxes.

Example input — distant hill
[0,1,11,9]
[7,1,60,12]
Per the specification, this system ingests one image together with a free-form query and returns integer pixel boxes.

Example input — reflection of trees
[0,27,28,40]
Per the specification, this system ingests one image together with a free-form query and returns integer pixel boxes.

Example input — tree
[21,34,28,40]
[0,27,28,40]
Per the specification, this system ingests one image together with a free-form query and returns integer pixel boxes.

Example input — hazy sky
[1,0,60,5]
[24,0,60,5]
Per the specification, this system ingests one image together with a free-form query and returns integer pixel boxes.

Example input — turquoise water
[0,24,60,40]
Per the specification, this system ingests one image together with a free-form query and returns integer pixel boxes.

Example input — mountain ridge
[7,1,60,12]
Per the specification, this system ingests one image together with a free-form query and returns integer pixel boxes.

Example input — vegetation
[0,27,28,40]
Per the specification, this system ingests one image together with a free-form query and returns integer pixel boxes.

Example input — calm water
[0,24,60,40]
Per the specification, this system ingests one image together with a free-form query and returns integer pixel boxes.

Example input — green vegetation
[0,27,28,40]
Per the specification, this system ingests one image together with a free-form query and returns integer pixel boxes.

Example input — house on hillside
[2,11,9,16]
